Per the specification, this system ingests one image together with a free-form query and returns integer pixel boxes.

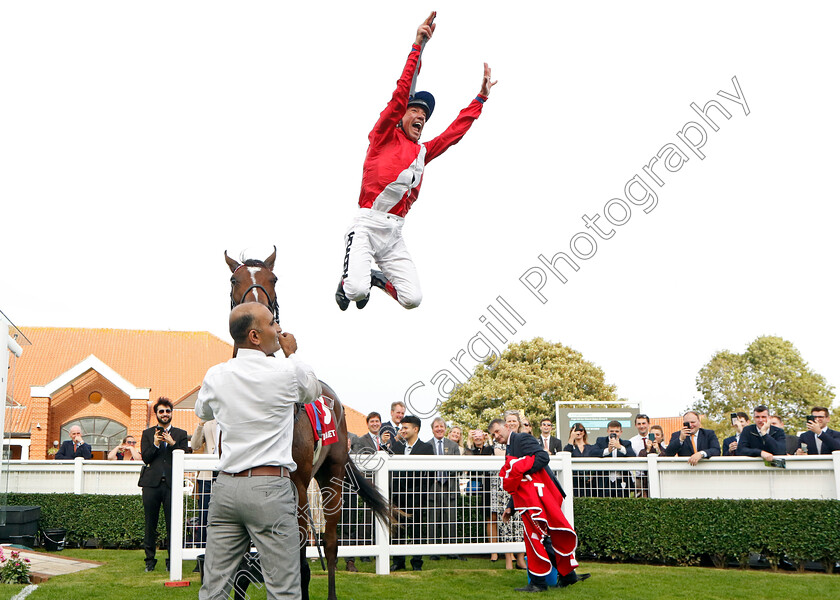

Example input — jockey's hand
[480,63,497,97]
[279,332,298,357]
[415,11,436,46]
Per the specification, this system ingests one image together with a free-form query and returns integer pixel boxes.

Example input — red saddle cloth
[500,455,578,577]
[304,396,338,445]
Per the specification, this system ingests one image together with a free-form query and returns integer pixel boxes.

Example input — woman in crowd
[448,426,466,454]
[107,436,141,461]
[638,424,666,456]
[563,423,591,456]
[520,418,534,436]
[564,423,594,497]
[465,427,493,557]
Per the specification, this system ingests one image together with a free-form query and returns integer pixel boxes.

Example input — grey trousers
[199,473,301,600]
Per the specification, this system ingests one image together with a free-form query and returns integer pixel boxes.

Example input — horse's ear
[224,250,240,273]
[264,245,277,271]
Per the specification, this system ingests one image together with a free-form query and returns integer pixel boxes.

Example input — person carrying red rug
[489,419,591,593]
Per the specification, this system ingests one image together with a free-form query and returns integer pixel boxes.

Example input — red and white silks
[499,455,579,577]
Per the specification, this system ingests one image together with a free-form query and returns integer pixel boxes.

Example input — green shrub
[574,498,840,571]
[6,493,187,548]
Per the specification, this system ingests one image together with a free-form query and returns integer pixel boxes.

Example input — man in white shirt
[195,303,321,600]
[628,414,651,498]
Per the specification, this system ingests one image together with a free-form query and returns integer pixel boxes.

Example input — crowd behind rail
[50,399,840,575]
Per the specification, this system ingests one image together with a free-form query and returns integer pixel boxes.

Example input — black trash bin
[42,528,67,552]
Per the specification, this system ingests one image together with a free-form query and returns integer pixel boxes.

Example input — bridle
[229,264,280,323]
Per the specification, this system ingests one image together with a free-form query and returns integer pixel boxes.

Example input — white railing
[4,452,840,581]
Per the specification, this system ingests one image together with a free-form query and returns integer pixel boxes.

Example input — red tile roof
[5,327,370,437]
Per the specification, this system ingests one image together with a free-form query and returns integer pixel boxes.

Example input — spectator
[722,412,749,456]
[139,397,189,572]
[107,435,141,461]
[390,415,433,571]
[520,417,534,436]
[352,412,385,453]
[447,426,465,454]
[797,406,840,455]
[589,420,635,497]
[379,428,394,454]
[736,405,785,460]
[380,401,406,442]
[563,423,592,457]
[638,425,666,456]
[189,420,218,549]
[464,427,494,559]
[564,423,595,497]
[54,426,93,460]
[538,418,564,454]
[769,415,800,455]
[428,417,464,561]
[628,413,651,497]
[663,411,721,465]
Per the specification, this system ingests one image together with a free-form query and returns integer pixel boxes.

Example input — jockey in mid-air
[336,11,497,311]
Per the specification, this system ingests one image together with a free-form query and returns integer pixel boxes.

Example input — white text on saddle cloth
[305,397,338,445]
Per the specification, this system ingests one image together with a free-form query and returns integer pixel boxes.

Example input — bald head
[229,303,281,356]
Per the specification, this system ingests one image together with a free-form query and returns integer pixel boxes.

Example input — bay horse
[224,247,394,600]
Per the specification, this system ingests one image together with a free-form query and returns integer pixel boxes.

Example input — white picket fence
[4,451,840,581]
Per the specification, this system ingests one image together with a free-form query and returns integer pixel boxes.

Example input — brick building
[4,327,368,459]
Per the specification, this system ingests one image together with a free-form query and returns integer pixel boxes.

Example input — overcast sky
[2,1,838,426]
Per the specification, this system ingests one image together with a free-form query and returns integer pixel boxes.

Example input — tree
[439,337,619,431]
[693,335,836,438]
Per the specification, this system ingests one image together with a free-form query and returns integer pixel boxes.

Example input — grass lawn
[1,550,838,600]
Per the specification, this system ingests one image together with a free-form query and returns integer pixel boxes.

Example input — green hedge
[574,498,840,571]
[6,493,179,549]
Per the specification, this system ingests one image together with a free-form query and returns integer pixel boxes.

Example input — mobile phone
[800,443,808,452]
[806,415,816,423]
[683,421,691,428]
[730,413,738,426]
[648,433,655,441]
[609,433,617,439]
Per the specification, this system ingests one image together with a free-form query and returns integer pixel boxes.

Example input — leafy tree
[439,337,619,431]
[693,335,836,439]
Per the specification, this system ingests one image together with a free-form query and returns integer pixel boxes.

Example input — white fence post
[647,454,660,498]
[73,457,84,494]
[559,451,574,527]
[170,449,185,581]
[373,452,390,575]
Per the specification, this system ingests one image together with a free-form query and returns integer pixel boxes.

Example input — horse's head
[225,246,280,322]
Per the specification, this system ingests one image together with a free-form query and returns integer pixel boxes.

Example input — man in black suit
[389,415,433,571]
[536,418,563,454]
[663,411,721,465]
[138,397,189,572]
[722,412,749,456]
[379,401,406,443]
[588,420,635,497]
[54,425,93,460]
[797,406,840,455]
[351,411,385,453]
[736,405,785,459]
[489,419,589,592]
